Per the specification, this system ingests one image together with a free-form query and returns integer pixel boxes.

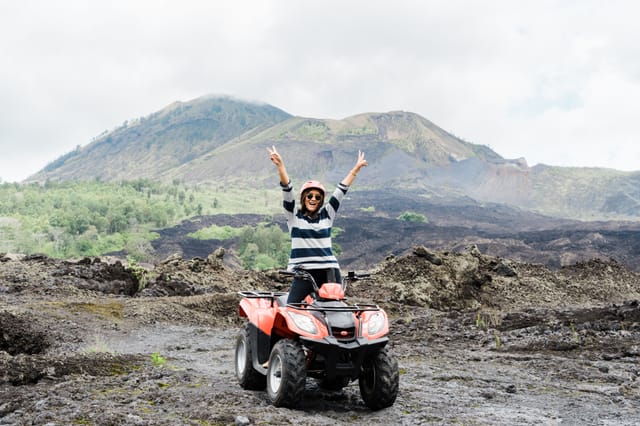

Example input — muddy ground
[1,247,640,425]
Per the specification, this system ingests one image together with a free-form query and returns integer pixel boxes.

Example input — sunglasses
[305,193,323,201]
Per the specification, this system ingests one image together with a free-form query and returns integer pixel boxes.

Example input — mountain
[29,95,640,221]
[32,96,291,182]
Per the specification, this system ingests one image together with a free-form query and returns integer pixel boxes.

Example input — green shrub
[397,211,428,223]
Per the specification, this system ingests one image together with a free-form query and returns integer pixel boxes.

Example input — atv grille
[331,327,356,340]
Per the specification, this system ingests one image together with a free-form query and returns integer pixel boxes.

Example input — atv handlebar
[278,269,320,291]
[346,271,370,281]
[278,269,370,281]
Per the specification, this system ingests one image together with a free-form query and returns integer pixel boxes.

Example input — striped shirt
[281,180,349,271]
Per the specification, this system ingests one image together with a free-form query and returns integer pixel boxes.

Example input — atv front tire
[358,346,399,409]
[235,324,266,390]
[266,339,306,407]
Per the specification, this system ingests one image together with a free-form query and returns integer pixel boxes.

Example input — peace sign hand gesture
[267,145,283,167]
[267,145,290,185]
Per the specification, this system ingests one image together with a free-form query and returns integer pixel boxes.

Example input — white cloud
[1,0,640,182]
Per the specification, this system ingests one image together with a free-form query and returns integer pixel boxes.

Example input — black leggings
[286,268,342,304]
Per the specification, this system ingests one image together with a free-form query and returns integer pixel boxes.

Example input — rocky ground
[1,247,640,425]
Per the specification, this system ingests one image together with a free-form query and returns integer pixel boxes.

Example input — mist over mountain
[30,95,640,222]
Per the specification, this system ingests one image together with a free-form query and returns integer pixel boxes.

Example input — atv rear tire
[358,346,399,410]
[235,324,266,390]
[266,339,306,407]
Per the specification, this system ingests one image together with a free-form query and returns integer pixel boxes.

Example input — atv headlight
[367,312,385,335]
[288,312,318,334]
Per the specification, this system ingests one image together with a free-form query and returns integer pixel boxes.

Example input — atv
[234,268,399,409]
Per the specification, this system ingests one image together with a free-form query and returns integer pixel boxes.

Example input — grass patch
[85,335,112,353]
[151,352,167,367]
[475,308,502,329]
[70,301,125,321]
[188,224,245,240]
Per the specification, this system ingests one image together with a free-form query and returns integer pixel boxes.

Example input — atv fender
[239,298,278,336]
[247,322,270,374]
[238,296,282,375]
[273,308,329,340]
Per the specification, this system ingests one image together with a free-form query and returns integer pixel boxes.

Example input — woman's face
[303,190,324,213]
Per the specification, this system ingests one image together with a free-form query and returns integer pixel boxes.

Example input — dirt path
[2,311,639,425]
[1,251,640,424]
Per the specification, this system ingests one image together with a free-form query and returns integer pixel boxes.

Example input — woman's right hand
[268,145,290,185]
[267,145,283,168]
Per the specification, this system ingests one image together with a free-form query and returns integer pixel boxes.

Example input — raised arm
[267,145,290,186]
[341,150,368,187]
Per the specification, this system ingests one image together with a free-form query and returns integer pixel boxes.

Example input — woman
[267,145,368,303]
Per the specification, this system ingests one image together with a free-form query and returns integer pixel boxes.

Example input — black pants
[286,268,342,304]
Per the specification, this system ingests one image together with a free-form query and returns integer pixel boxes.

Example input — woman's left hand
[354,150,368,172]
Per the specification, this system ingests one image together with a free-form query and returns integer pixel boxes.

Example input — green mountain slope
[165,110,505,190]
[527,165,640,220]
[27,95,640,221]
[31,96,291,182]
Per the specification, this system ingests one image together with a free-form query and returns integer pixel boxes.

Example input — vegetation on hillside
[1,177,353,268]
[529,166,640,219]
[0,179,281,261]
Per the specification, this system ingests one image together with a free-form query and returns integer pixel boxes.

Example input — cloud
[1,0,640,182]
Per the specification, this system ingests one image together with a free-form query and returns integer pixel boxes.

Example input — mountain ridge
[34,95,292,182]
[28,95,640,221]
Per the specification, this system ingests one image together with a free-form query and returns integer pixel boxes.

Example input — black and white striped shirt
[281,181,349,271]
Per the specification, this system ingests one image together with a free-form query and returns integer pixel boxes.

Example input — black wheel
[266,339,306,407]
[235,324,266,390]
[358,346,399,410]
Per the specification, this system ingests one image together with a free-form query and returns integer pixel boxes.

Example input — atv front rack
[287,302,381,313]
[237,290,288,307]
[238,291,381,313]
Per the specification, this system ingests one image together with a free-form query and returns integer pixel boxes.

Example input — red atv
[234,268,399,409]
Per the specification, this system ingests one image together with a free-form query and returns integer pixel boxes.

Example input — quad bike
[234,268,399,409]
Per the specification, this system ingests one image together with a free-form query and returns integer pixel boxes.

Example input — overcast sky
[1,0,639,182]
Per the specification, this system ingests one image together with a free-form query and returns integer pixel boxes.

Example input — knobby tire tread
[267,339,306,407]
[235,324,266,390]
[359,345,399,410]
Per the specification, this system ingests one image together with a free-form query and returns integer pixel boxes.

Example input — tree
[242,243,259,270]
[108,214,128,234]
